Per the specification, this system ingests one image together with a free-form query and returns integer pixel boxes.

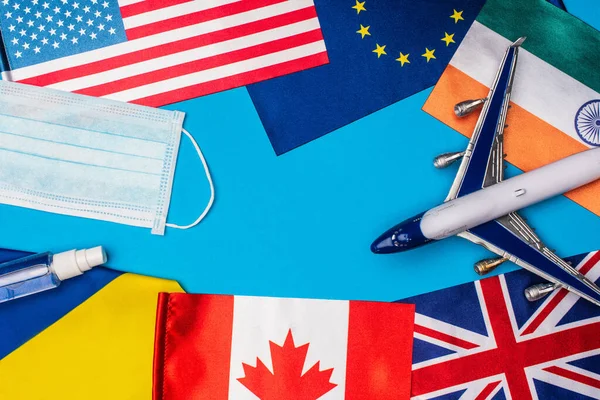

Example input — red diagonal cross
[411,276,600,399]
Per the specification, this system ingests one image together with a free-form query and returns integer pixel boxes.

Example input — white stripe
[529,368,600,399]
[5,1,317,81]
[475,280,496,346]
[499,275,523,340]
[414,313,490,348]
[228,296,348,400]
[103,40,326,102]
[450,21,600,147]
[122,0,239,29]
[49,18,321,92]
[117,0,145,7]
[410,375,506,400]
[560,362,600,384]
[413,332,466,354]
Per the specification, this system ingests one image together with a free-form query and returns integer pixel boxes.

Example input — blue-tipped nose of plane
[371,212,431,254]
[370,231,398,254]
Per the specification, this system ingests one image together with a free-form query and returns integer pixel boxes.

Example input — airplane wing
[446,37,600,306]
[444,37,524,202]
[459,217,600,307]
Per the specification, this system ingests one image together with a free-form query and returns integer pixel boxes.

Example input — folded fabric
[0,247,183,400]
[153,293,415,400]
[400,251,600,399]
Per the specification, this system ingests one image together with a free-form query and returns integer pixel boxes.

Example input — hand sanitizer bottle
[0,246,107,303]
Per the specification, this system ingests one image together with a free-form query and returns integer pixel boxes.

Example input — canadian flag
[153,293,415,400]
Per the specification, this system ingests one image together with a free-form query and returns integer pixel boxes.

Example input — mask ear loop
[165,128,215,230]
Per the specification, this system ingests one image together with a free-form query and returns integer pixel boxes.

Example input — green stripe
[477,0,600,93]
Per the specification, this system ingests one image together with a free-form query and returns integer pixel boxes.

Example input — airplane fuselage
[371,147,600,254]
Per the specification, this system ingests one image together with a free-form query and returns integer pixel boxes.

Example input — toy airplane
[371,37,600,307]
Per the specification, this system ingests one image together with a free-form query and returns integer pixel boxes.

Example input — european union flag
[247,0,487,155]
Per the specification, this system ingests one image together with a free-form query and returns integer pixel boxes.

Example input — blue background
[0,0,598,302]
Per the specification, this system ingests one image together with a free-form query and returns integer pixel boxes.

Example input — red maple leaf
[238,329,337,400]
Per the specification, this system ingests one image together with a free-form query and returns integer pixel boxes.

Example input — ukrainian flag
[0,248,182,399]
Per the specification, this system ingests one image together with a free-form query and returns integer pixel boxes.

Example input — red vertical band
[153,293,170,400]
[153,293,235,400]
[345,301,415,399]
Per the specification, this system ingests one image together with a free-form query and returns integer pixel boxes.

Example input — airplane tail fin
[511,36,526,48]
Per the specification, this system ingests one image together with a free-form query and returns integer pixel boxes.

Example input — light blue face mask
[0,81,214,235]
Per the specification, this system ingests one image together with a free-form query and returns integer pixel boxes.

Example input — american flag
[0,0,328,106]
[400,251,600,400]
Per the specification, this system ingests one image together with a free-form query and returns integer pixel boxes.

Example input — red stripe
[474,381,501,400]
[75,29,324,98]
[345,301,415,400]
[413,324,479,350]
[521,290,569,336]
[132,51,328,107]
[152,294,234,400]
[120,0,192,19]
[544,365,600,389]
[578,251,600,275]
[125,0,287,40]
[18,6,318,87]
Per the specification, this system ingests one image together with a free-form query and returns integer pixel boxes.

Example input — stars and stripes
[1,0,126,66]
[401,251,600,399]
[0,0,328,107]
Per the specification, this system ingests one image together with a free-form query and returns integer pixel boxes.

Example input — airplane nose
[370,233,398,254]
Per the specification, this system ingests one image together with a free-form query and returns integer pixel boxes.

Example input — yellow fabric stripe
[0,273,183,400]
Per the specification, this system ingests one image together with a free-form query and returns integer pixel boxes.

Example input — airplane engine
[433,151,465,169]
[474,257,507,275]
[524,282,560,302]
[454,98,486,117]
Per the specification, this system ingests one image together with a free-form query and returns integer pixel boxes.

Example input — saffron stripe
[413,324,479,350]
[125,0,287,40]
[544,366,600,389]
[19,7,318,88]
[132,51,328,107]
[76,29,324,98]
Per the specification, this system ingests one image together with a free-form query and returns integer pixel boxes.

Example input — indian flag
[423,0,600,216]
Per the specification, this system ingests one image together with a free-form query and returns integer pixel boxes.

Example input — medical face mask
[0,81,214,235]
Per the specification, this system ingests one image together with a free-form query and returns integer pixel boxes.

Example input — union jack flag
[400,251,600,399]
[0,0,327,106]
